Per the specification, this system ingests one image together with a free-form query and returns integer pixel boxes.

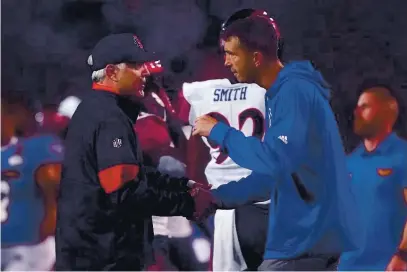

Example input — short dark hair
[221,16,278,59]
[357,78,394,98]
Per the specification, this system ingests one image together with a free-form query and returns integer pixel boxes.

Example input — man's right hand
[189,187,218,221]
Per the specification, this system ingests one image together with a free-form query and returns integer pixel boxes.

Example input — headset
[220,8,284,60]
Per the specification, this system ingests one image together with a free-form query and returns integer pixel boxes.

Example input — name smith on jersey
[213,87,247,102]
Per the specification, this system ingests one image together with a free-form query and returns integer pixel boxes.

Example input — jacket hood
[268,61,331,100]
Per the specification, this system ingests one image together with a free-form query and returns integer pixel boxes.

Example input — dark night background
[2,0,407,152]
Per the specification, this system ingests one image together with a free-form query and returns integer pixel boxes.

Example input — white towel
[153,155,187,237]
[212,209,247,271]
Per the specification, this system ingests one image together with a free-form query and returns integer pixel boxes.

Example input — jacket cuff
[211,189,232,209]
[181,192,196,218]
[177,176,190,191]
[208,122,231,149]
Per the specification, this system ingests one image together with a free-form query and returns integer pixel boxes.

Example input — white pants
[212,209,247,271]
[1,236,55,271]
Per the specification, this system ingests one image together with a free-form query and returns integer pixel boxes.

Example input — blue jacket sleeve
[209,80,312,177]
[211,172,273,209]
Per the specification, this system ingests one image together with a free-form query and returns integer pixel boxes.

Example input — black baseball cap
[89,33,159,71]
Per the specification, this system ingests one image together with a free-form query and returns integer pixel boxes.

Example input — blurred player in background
[170,81,213,188]
[136,81,211,270]
[136,86,178,271]
[35,99,78,140]
[183,78,269,271]
[340,85,407,271]
[1,96,64,271]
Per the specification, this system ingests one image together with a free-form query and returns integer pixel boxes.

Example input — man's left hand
[192,115,218,137]
[386,254,407,271]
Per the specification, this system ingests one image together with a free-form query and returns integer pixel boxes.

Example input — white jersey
[183,79,266,189]
[184,79,268,271]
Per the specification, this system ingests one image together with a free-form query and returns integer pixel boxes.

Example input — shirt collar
[92,83,119,94]
[358,132,398,156]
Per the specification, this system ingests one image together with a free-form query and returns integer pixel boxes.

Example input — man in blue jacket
[193,11,361,270]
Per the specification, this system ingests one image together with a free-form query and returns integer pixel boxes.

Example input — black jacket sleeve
[143,166,190,191]
[95,116,194,217]
[129,169,195,217]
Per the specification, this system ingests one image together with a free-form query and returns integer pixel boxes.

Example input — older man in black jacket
[55,33,207,271]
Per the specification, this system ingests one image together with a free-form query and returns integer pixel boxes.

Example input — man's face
[223,36,257,83]
[353,91,385,138]
[116,63,146,98]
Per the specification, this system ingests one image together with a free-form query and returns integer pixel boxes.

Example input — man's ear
[388,100,399,121]
[253,51,263,68]
[105,64,118,81]
[388,100,398,112]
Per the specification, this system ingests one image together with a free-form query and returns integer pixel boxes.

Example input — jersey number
[207,108,264,164]
[1,180,10,223]
[1,170,20,224]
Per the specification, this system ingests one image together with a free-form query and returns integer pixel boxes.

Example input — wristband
[186,180,196,188]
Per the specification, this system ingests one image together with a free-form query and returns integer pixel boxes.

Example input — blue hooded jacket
[209,61,361,259]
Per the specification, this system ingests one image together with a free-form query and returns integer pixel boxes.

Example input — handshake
[186,180,219,221]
